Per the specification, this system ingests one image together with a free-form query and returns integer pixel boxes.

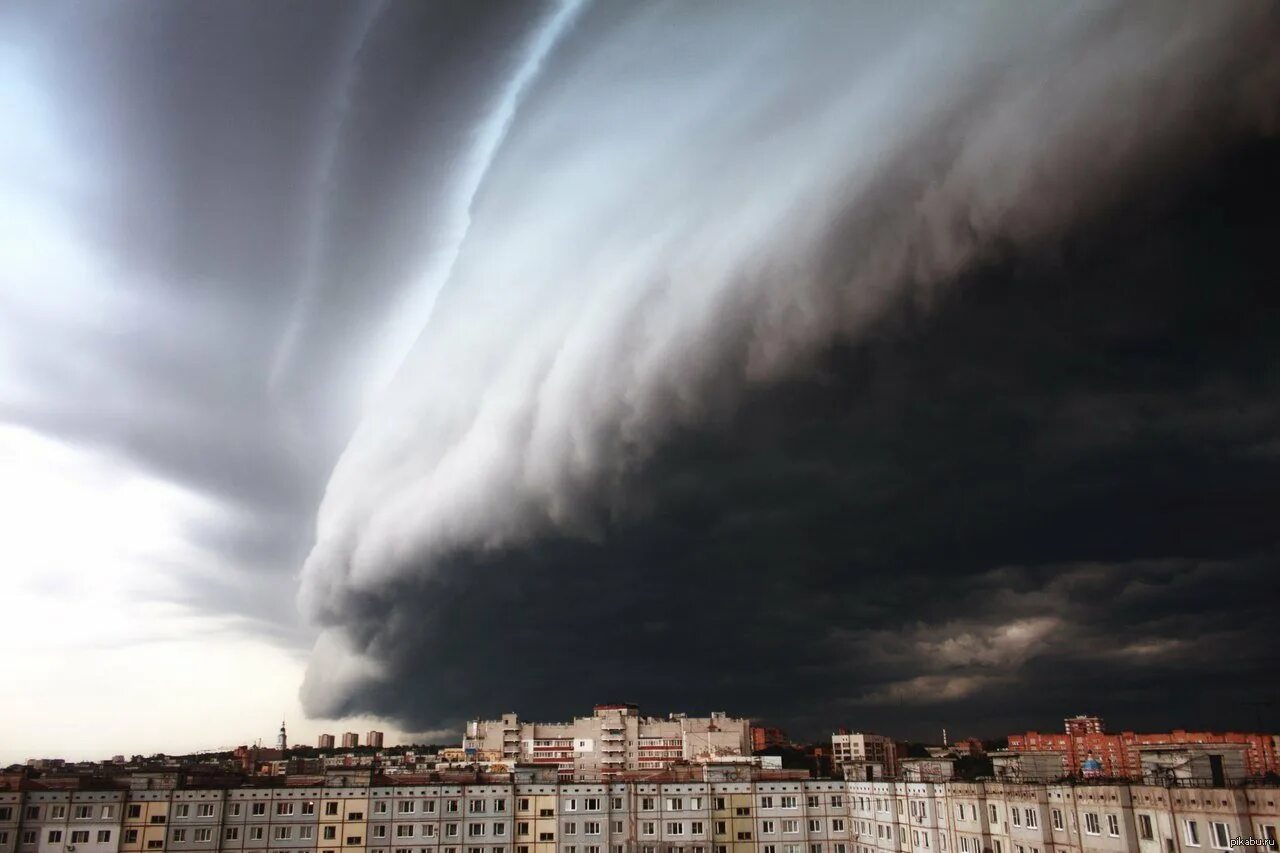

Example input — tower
[277,719,288,751]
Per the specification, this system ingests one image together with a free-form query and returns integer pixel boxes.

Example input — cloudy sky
[2,1,1279,765]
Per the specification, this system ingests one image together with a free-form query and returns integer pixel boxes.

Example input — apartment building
[463,706,752,778]
[832,736,898,778]
[1008,718,1278,779]
[3,772,1279,853]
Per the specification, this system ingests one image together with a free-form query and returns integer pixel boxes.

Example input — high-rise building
[831,731,899,775]
[1008,715,1280,778]
[366,731,384,748]
[318,733,335,749]
[341,732,359,749]
[462,704,752,777]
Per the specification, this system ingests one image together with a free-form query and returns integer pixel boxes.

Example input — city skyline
[1,1,1278,762]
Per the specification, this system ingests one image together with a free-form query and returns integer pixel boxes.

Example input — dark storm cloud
[299,1,1280,736]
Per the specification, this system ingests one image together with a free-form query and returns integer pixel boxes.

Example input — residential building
[2,772,1277,853]
[832,733,899,776]
[1008,717,1279,778]
[365,734,384,750]
[751,728,789,752]
[318,736,336,750]
[342,735,359,750]
[462,705,753,779]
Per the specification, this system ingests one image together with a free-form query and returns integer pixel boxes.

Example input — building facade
[341,737,359,752]
[318,739,336,752]
[463,707,752,778]
[3,776,1278,853]
[832,736,899,778]
[1008,718,1279,779]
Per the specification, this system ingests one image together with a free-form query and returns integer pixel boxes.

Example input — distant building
[366,731,384,749]
[949,737,985,757]
[1007,715,1279,778]
[462,704,752,778]
[751,726,789,751]
[341,732,359,749]
[900,757,955,781]
[317,733,335,749]
[276,720,287,751]
[991,749,1067,781]
[831,731,899,775]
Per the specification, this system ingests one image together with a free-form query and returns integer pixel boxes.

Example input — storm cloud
[295,1,1280,736]
[2,0,1278,751]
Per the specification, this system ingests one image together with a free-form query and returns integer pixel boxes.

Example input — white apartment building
[463,706,753,778]
[833,736,899,777]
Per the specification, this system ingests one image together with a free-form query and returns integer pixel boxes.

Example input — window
[71,832,91,844]
[425,801,436,813]
[398,802,416,814]
[990,806,998,823]
[326,802,340,816]
[48,832,63,845]
[1107,815,1120,837]
[495,800,507,813]
[348,812,364,821]
[586,799,600,812]
[832,820,845,833]
[278,803,295,816]
[807,821,822,833]
[103,806,116,819]
[1139,815,1153,840]
[735,808,750,817]
[172,830,187,842]
[126,830,140,844]
[467,824,485,837]
[376,801,389,814]
[764,821,776,835]
[346,837,362,845]
[447,801,460,814]
[565,822,578,836]
[194,829,212,843]
[762,797,775,810]
[1051,810,1064,832]
[808,797,820,809]
[128,805,143,819]
[446,824,460,838]
[781,797,798,810]
[783,821,799,835]
[715,821,726,835]
[1085,814,1101,836]
[667,799,683,812]
[197,804,213,818]
[1211,823,1230,849]
[667,823,685,836]
[147,842,163,850]
[224,828,239,841]
[642,798,656,811]
[229,804,241,817]
[95,831,112,844]
[1025,809,1038,829]
[250,827,264,841]
[518,799,530,811]
[424,826,436,838]
[75,806,93,819]
[832,796,844,808]
[252,803,266,816]
[1012,810,1022,827]
[540,834,555,842]
[494,824,506,837]
[585,823,601,836]
[150,815,166,825]
[714,798,726,811]
[1185,821,1201,847]
[643,823,656,836]
[276,827,294,840]
[324,826,338,840]
[518,823,530,837]
[51,806,68,820]
[469,801,486,814]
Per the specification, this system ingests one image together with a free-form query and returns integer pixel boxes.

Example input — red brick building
[1008,715,1279,778]
[751,725,789,751]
